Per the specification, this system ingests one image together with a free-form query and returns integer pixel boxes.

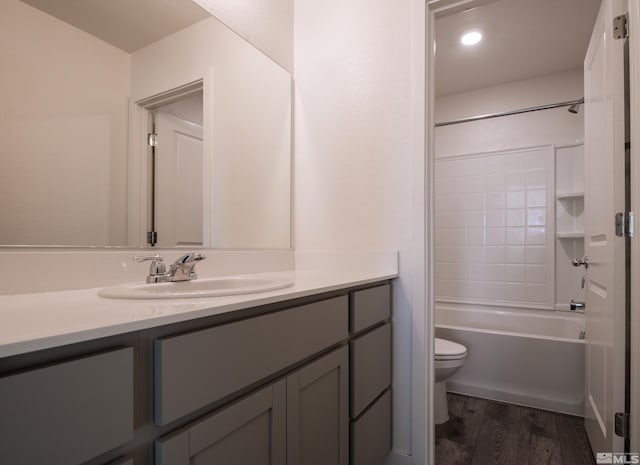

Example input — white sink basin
[98,274,294,299]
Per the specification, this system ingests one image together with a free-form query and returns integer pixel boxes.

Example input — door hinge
[614,14,629,40]
[147,231,158,246]
[615,412,630,438]
[147,133,158,147]
[615,212,634,237]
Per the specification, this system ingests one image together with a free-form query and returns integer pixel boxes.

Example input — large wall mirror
[0,0,292,249]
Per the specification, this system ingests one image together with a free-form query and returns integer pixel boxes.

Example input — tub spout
[570,300,585,311]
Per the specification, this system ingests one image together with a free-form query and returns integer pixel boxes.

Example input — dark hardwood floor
[435,393,596,465]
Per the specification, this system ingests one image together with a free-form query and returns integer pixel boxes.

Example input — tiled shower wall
[434,145,555,309]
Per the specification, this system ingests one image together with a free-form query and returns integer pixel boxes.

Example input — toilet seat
[435,337,467,361]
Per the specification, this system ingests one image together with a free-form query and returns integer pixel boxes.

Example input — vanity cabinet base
[0,281,392,465]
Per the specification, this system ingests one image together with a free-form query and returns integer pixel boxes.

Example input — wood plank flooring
[435,393,595,465]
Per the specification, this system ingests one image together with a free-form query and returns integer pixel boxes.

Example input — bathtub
[435,303,585,416]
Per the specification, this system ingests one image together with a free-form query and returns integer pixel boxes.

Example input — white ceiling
[435,0,602,96]
[20,0,210,53]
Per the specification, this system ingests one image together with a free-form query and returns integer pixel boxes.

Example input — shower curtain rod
[434,97,585,127]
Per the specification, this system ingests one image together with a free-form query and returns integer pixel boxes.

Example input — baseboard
[447,381,584,417]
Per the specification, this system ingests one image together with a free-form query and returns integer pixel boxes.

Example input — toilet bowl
[434,337,467,424]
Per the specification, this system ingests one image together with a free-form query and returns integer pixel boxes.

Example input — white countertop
[0,269,396,358]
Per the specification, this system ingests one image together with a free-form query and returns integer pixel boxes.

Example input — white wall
[193,0,293,72]
[0,0,131,246]
[294,0,421,460]
[435,69,584,156]
[131,16,292,249]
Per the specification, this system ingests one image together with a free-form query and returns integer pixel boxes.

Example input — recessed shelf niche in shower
[556,192,584,238]
[554,143,586,311]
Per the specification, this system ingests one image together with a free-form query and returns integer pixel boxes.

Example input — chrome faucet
[134,252,206,283]
[168,252,206,282]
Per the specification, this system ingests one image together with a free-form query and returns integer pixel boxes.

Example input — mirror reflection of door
[152,91,204,247]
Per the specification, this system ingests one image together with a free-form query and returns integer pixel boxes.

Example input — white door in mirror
[155,110,204,247]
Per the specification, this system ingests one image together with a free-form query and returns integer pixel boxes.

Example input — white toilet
[434,337,467,424]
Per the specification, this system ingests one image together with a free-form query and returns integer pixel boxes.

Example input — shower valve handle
[571,256,589,269]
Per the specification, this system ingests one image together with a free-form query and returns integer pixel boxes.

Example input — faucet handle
[571,256,589,268]
[133,254,167,282]
[174,252,205,263]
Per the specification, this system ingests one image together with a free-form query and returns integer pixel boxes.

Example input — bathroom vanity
[0,274,392,465]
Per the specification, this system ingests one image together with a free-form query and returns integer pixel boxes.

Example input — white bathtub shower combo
[434,141,587,420]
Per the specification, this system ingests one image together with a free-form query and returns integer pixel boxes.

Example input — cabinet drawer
[155,296,348,425]
[0,347,134,465]
[350,323,391,418]
[350,284,390,333]
[351,389,391,465]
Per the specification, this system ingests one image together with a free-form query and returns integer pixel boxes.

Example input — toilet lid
[435,338,466,359]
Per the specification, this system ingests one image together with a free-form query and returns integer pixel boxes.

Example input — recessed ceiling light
[460,31,482,46]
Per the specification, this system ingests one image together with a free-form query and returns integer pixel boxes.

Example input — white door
[583,0,627,455]
[154,111,204,247]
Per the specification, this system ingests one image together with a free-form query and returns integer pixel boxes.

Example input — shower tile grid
[434,147,554,308]
[435,393,595,465]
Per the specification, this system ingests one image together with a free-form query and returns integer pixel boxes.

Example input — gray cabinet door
[287,347,349,465]
[155,380,286,465]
